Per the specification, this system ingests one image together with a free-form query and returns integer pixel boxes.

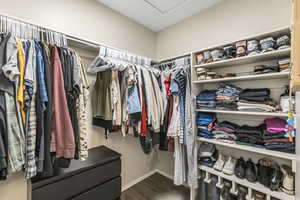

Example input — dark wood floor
[121,173,190,200]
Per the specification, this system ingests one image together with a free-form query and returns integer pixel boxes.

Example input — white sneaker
[281,165,295,195]
[214,154,226,171]
[223,156,236,175]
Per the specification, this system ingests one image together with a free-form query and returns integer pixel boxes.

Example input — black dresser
[32,146,121,200]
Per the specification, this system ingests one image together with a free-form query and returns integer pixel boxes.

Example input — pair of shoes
[281,165,295,195]
[257,158,283,191]
[213,154,237,174]
[234,157,257,182]
[223,157,236,175]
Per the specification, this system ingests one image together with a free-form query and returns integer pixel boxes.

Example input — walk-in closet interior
[0,0,299,200]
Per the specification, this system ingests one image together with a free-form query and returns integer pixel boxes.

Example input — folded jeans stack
[196,90,216,109]
[238,88,276,112]
[263,118,295,153]
[213,121,240,141]
[197,112,216,138]
[216,83,241,110]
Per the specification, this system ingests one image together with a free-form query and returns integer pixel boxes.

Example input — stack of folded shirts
[278,59,290,72]
[238,88,276,112]
[196,90,216,109]
[196,68,208,80]
[213,121,240,141]
[253,64,279,74]
[263,118,295,153]
[197,112,216,138]
[236,124,264,146]
[216,83,241,110]
[237,101,276,112]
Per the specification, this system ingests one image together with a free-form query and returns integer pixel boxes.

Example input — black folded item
[262,130,286,140]
[239,96,271,102]
[239,88,270,98]
[236,134,263,145]
[237,125,264,137]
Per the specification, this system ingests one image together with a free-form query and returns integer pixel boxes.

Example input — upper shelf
[192,48,290,69]
[194,71,290,84]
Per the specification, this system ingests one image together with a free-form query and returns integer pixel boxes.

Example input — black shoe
[245,159,257,182]
[221,181,232,200]
[235,157,246,179]
[237,186,247,200]
[270,166,283,191]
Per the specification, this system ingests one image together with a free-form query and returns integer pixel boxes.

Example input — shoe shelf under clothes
[191,27,296,200]
[198,165,294,200]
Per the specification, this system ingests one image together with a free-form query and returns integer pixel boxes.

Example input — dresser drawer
[71,176,121,200]
[32,159,121,200]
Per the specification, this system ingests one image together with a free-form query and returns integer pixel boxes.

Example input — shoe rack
[191,27,297,200]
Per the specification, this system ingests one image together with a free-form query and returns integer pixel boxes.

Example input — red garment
[50,45,75,158]
[164,75,172,97]
[140,85,148,137]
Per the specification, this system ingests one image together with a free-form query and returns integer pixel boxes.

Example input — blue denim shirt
[35,41,48,111]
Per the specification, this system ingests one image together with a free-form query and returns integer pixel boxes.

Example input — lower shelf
[198,165,295,200]
[197,137,296,162]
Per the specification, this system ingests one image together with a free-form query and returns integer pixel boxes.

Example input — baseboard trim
[156,169,173,180]
[121,170,173,192]
[122,170,157,192]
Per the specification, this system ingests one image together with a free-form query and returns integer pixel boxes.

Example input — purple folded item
[264,118,287,133]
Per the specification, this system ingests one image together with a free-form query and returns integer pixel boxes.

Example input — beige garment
[92,70,112,120]
[75,54,89,161]
[111,70,122,127]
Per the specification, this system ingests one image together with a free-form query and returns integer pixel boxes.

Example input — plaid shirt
[5,93,25,173]
[24,40,37,179]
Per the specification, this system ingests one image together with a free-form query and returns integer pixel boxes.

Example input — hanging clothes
[50,45,75,159]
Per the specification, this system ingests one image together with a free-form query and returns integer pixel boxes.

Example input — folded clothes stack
[263,118,295,153]
[278,59,290,72]
[196,67,208,80]
[253,64,279,74]
[216,83,241,110]
[196,90,217,109]
[238,88,276,112]
[213,121,240,141]
[236,124,264,146]
[197,112,216,138]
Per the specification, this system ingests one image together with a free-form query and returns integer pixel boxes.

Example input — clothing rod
[0,14,152,61]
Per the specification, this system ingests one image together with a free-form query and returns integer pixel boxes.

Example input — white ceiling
[97,0,223,32]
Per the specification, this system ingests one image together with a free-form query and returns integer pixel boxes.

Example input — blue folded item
[199,128,213,135]
[197,90,217,101]
[197,112,216,123]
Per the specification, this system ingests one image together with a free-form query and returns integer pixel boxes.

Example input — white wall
[0,0,156,59]
[156,0,292,60]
